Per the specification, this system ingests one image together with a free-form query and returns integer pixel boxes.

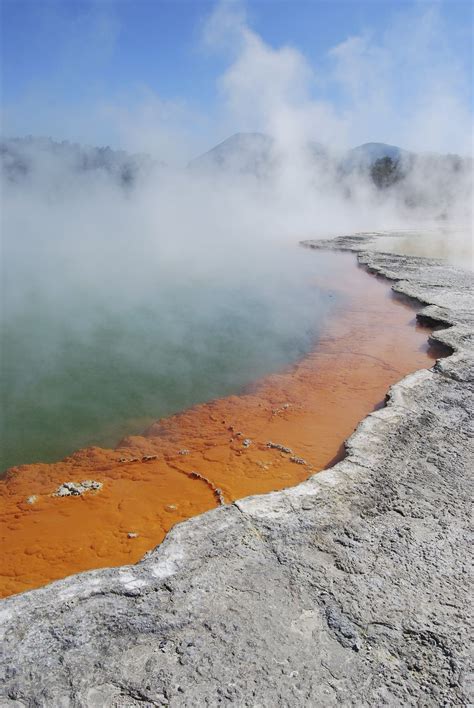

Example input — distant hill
[189,134,412,178]
[341,142,412,172]
[3,134,470,220]
[188,132,335,181]
[0,136,158,188]
[188,133,276,177]
[190,134,471,212]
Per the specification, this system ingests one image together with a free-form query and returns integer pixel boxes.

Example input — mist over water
[1,154,348,471]
[1,235,338,470]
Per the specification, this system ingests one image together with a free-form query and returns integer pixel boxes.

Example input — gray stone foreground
[1,233,473,707]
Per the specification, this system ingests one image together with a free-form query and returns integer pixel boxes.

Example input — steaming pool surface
[1,246,340,472]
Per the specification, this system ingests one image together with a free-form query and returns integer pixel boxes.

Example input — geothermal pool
[0,249,444,597]
[1,246,337,472]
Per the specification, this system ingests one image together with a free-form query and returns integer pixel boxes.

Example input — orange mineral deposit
[0,253,446,597]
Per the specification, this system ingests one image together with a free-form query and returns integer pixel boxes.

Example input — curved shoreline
[0,250,438,597]
[1,233,472,705]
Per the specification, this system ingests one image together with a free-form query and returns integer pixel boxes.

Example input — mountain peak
[189,132,275,176]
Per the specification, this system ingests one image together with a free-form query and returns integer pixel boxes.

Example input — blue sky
[1,0,472,157]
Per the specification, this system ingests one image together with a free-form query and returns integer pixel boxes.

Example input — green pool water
[1,247,340,471]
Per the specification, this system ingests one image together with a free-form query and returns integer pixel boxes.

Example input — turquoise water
[1,247,339,471]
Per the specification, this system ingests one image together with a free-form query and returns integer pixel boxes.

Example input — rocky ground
[0,233,473,707]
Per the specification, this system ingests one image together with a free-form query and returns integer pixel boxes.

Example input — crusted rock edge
[0,232,473,707]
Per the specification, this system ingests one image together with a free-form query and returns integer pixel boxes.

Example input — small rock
[290,456,307,465]
[242,438,252,448]
[190,471,204,480]
[26,495,38,505]
[178,449,190,456]
[127,532,139,539]
[52,480,103,498]
[214,488,226,505]
[267,442,293,454]
[165,504,178,512]
[272,403,291,415]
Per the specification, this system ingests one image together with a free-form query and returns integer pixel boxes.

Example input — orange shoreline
[0,253,443,597]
